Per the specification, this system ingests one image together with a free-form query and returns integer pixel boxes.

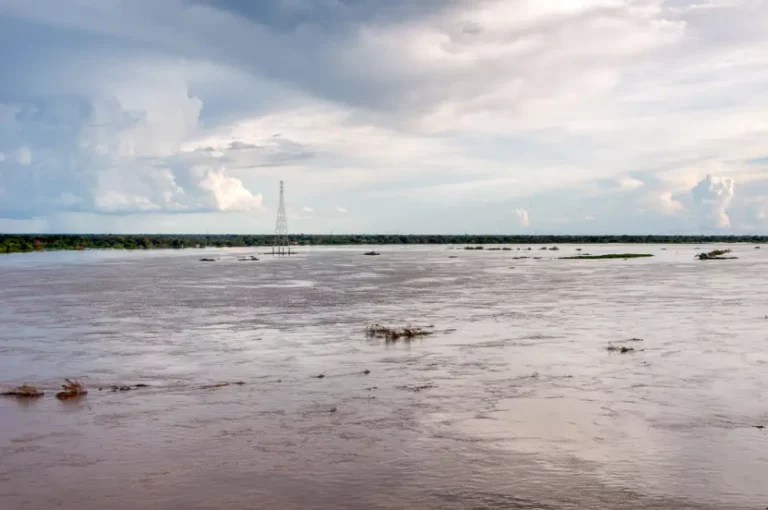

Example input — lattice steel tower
[272,180,290,255]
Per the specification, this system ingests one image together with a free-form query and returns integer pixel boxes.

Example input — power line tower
[272,180,290,255]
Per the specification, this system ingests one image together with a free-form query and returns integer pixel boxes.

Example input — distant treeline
[2,234,767,254]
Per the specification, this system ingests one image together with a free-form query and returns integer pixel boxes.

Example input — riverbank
[2,233,767,253]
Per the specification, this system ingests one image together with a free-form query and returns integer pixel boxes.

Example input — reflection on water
[1,245,767,509]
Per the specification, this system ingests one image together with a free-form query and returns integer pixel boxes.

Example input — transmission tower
[272,180,290,255]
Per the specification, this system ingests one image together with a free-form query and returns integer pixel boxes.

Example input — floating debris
[2,384,44,398]
[397,384,435,392]
[56,379,87,400]
[315,374,325,379]
[606,345,635,354]
[329,407,337,413]
[561,254,654,260]
[696,249,737,260]
[201,381,246,390]
[754,425,765,429]
[363,251,380,256]
[363,369,371,375]
[134,383,150,388]
[366,324,434,342]
[199,258,216,262]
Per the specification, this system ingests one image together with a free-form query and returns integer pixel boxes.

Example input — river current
[1,245,767,509]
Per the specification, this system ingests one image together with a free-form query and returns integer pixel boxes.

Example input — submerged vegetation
[1,234,766,254]
[2,384,44,397]
[366,324,434,342]
[607,338,644,354]
[56,379,87,400]
[607,345,636,353]
[561,253,654,260]
[696,249,738,260]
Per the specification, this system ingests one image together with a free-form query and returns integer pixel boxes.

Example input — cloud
[16,147,31,165]
[0,67,265,218]
[617,177,644,191]
[691,174,735,229]
[1,0,768,233]
[515,208,530,227]
[651,191,686,215]
[336,206,348,213]
[0,152,5,162]
[198,167,263,212]
[303,206,314,213]
[744,198,768,226]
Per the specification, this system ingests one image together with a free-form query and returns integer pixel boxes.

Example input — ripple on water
[0,245,766,509]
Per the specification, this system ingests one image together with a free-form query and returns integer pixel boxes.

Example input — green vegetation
[1,234,766,254]
[696,249,737,260]
[561,253,654,260]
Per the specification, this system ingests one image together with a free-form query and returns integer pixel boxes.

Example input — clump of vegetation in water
[366,324,434,342]
[548,246,560,251]
[201,381,246,390]
[56,379,88,400]
[606,345,635,354]
[2,384,44,397]
[696,249,737,260]
[561,253,654,260]
[363,251,380,256]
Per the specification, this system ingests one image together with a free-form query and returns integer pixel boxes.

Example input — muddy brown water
[1,245,767,509]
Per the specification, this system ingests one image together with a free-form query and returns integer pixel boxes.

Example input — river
[1,245,766,509]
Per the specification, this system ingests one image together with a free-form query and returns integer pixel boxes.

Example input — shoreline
[2,234,767,254]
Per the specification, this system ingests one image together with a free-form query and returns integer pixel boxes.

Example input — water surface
[1,245,767,509]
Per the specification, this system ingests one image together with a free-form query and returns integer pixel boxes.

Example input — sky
[1,0,767,235]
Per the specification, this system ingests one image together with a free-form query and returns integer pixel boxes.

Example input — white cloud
[303,206,314,213]
[691,174,735,229]
[0,0,767,233]
[0,152,5,162]
[618,177,645,191]
[336,206,348,213]
[198,168,263,212]
[16,147,31,165]
[656,191,686,215]
[745,199,768,225]
[515,208,530,227]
